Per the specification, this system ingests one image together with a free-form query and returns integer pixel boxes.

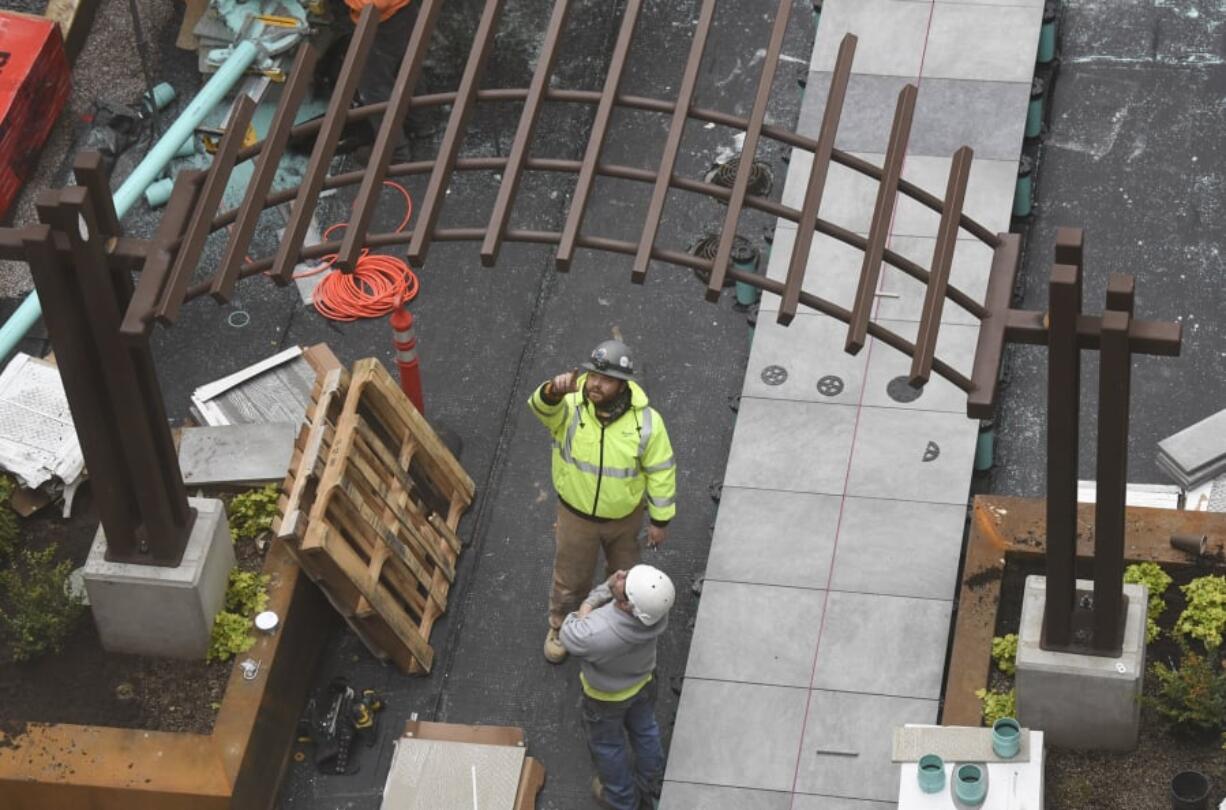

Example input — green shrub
[0,474,19,562]
[991,633,1018,676]
[207,611,255,662]
[228,484,280,542]
[1147,639,1226,741]
[207,569,270,662]
[224,570,270,617]
[975,687,1016,726]
[1125,562,1172,643]
[1174,575,1226,650]
[0,545,85,662]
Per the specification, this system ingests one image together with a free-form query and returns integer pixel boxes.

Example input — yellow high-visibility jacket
[529,375,677,524]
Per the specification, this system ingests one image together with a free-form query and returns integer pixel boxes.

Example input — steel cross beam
[969,227,1182,654]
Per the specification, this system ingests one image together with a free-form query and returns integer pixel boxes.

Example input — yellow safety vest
[529,375,676,523]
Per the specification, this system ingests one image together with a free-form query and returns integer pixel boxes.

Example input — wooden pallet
[275,359,475,674]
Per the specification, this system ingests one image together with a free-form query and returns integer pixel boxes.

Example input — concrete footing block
[1015,575,1147,751]
[83,497,234,659]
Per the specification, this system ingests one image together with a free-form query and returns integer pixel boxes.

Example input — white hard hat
[624,565,675,626]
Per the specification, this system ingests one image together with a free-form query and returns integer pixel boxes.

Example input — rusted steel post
[36,189,193,565]
[1043,260,1082,649]
[1093,275,1135,653]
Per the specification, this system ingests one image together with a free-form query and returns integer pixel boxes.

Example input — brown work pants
[548,502,643,629]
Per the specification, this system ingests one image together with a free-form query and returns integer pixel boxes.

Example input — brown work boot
[544,627,567,663]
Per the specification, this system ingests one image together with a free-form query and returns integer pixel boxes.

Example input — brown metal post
[37,189,193,565]
[1043,261,1082,649]
[1093,275,1135,653]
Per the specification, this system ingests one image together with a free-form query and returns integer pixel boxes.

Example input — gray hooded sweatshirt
[559,581,668,698]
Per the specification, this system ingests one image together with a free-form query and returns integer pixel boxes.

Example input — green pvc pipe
[733,255,761,308]
[0,40,261,363]
[1013,155,1035,218]
[975,420,996,472]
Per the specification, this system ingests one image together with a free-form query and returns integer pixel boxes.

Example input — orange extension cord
[287,181,419,322]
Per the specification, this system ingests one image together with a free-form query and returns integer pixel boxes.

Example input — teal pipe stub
[975,420,995,472]
[174,137,196,158]
[1026,76,1046,139]
[954,763,988,806]
[144,177,175,209]
[1038,1,1058,63]
[145,82,177,112]
[1013,155,1034,217]
[991,718,1021,758]
[917,754,945,794]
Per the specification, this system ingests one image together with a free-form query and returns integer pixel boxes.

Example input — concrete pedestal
[83,497,234,659]
[1015,575,1147,751]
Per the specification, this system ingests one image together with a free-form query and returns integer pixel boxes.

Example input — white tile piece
[687,581,826,687]
[811,591,951,698]
[795,690,938,801]
[744,314,868,406]
[724,399,858,495]
[845,407,977,504]
[922,4,1045,83]
[811,0,933,76]
[707,488,842,589]
[665,680,810,791]
[830,497,965,600]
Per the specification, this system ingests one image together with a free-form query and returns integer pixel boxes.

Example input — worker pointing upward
[528,339,678,664]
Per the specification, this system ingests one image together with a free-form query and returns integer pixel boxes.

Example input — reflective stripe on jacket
[529,374,677,523]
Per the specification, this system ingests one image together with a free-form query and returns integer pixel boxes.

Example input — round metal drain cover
[816,375,844,397]
[760,365,788,385]
[887,375,924,403]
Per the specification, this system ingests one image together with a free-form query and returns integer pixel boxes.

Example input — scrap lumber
[275,358,475,675]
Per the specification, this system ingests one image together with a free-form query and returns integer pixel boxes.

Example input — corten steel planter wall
[0,542,334,810]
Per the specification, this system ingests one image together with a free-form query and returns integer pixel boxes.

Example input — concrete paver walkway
[662,2,1044,806]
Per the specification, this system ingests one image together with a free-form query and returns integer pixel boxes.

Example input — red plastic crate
[0,12,70,221]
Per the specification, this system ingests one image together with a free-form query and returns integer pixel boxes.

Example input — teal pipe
[1013,155,1034,218]
[1037,1,1057,64]
[1026,76,1045,139]
[0,40,261,363]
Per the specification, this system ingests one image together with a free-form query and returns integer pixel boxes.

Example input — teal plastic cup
[917,754,945,793]
[992,717,1021,758]
[955,763,988,806]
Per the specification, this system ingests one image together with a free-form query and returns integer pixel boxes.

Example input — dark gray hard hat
[581,339,635,381]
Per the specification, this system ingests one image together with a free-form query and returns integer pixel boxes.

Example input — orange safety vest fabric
[345,0,412,22]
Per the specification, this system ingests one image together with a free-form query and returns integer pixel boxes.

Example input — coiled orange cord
[289,181,419,322]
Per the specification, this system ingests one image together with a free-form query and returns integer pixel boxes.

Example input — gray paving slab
[743,314,868,406]
[791,796,898,810]
[780,152,1017,237]
[724,398,859,495]
[923,3,1044,83]
[659,782,791,810]
[177,422,297,486]
[759,231,992,327]
[896,0,1044,4]
[800,72,1030,160]
[706,487,842,589]
[862,319,977,413]
[665,679,810,792]
[828,497,964,600]
[872,236,995,325]
[810,591,951,698]
[845,406,977,504]
[757,228,876,315]
[687,581,826,687]
[811,0,932,76]
[794,690,938,802]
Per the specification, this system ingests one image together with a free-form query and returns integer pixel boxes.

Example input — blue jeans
[581,678,664,810]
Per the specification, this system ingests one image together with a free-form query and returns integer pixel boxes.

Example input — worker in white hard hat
[529,339,678,665]
[560,564,676,810]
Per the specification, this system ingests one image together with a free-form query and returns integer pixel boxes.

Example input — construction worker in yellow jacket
[529,340,677,664]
